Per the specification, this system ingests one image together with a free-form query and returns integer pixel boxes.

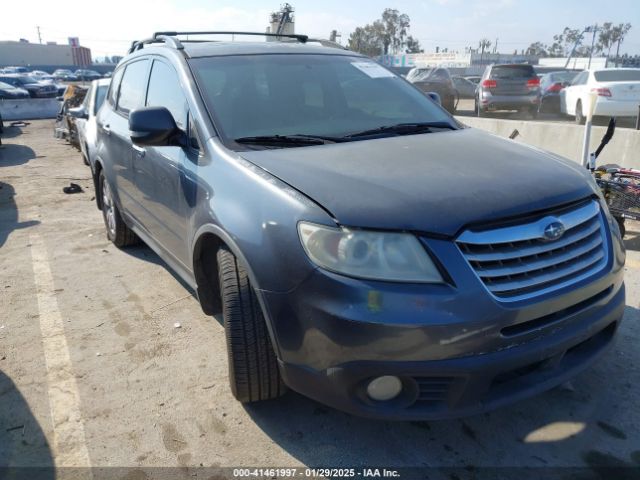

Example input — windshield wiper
[344,122,457,139]
[234,134,340,147]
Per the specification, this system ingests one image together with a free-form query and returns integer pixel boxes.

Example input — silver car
[69,79,110,166]
[475,64,541,117]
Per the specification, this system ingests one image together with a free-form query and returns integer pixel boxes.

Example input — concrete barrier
[457,116,640,170]
[0,98,60,121]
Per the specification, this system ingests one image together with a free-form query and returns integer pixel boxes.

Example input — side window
[107,68,124,106]
[146,60,187,130]
[117,60,149,115]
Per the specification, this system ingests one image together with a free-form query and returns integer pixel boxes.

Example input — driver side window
[146,60,187,130]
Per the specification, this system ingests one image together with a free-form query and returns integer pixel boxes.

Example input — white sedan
[560,68,640,124]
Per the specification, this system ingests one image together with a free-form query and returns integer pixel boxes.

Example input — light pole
[586,24,600,69]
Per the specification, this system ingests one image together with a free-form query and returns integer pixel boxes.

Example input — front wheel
[99,170,138,247]
[217,247,286,403]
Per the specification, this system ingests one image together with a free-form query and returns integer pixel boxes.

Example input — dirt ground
[1,120,640,479]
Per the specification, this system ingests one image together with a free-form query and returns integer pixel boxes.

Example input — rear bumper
[279,284,624,420]
[595,99,640,117]
[480,92,540,110]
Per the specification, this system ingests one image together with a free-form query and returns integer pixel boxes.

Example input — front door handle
[132,145,146,157]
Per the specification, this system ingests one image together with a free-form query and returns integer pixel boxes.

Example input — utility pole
[37,26,42,44]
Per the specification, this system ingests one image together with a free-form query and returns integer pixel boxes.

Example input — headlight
[298,222,444,283]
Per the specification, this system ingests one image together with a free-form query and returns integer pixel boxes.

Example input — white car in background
[69,78,110,166]
[560,68,640,124]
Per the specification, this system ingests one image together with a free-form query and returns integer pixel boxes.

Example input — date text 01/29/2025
[232,468,401,478]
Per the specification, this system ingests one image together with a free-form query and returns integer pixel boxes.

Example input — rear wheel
[529,106,539,119]
[575,100,586,125]
[217,247,286,403]
[99,170,138,247]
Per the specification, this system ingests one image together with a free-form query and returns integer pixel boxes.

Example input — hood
[239,128,596,236]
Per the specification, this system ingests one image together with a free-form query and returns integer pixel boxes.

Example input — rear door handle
[132,145,146,157]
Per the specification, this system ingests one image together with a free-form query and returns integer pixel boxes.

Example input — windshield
[17,76,39,84]
[191,54,452,144]
[550,71,578,84]
[594,69,640,82]
[95,85,108,114]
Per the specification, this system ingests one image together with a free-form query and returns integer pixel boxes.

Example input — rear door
[489,65,536,95]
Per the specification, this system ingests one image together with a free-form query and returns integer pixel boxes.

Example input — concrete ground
[1,120,640,479]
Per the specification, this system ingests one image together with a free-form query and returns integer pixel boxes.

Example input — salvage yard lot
[1,120,640,477]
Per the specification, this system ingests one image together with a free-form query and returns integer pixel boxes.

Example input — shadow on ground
[0,181,40,248]
[0,370,54,479]
[0,143,36,168]
[243,306,640,477]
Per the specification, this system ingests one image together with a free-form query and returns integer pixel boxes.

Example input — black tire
[575,100,586,125]
[217,247,286,403]
[529,106,539,119]
[616,216,626,238]
[98,170,138,247]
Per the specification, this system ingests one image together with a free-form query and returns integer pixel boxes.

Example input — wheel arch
[191,223,283,357]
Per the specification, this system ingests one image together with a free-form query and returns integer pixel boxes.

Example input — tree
[611,23,632,66]
[348,22,385,57]
[380,8,410,54]
[347,8,414,56]
[405,35,423,53]
[526,41,548,56]
[478,38,491,62]
[597,22,615,57]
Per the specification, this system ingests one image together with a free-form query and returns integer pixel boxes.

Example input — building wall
[0,41,92,67]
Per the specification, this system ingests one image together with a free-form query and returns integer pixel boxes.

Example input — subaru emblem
[543,221,565,241]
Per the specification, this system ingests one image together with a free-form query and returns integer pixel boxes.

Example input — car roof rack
[156,30,308,43]
[128,35,184,54]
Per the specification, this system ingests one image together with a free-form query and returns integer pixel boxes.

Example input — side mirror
[129,107,182,147]
[426,91,442,106]
[69,106,89,120]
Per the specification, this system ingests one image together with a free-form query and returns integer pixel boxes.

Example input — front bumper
[261,214,625,420]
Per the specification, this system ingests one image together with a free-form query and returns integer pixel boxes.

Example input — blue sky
[3,0,639,57]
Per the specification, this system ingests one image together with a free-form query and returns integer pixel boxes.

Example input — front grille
[457,200,608,300]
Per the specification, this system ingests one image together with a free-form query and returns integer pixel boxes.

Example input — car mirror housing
[68,106,89,120]
[426,91,442,105]
[129,106,183,147]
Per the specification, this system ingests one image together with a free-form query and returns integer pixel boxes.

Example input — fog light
[366,375,402,401]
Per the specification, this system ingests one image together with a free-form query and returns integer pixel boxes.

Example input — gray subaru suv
[93,31,625,420]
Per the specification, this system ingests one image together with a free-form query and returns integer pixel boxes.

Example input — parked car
[0,81,30,99]
[560,68,640,124]
[464,75,481,84]
[2,66,30,74]
[539,71,579,113]
[452,75,477,99]
[406,67,457,113]
[69,79,110,166]
[94,32,625,420]
[74,69,102,81]
[52,69,78,81]
[103,71,113,78]
[0,74,58,98]
[475,64,541,117]
[30,70,50,78]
